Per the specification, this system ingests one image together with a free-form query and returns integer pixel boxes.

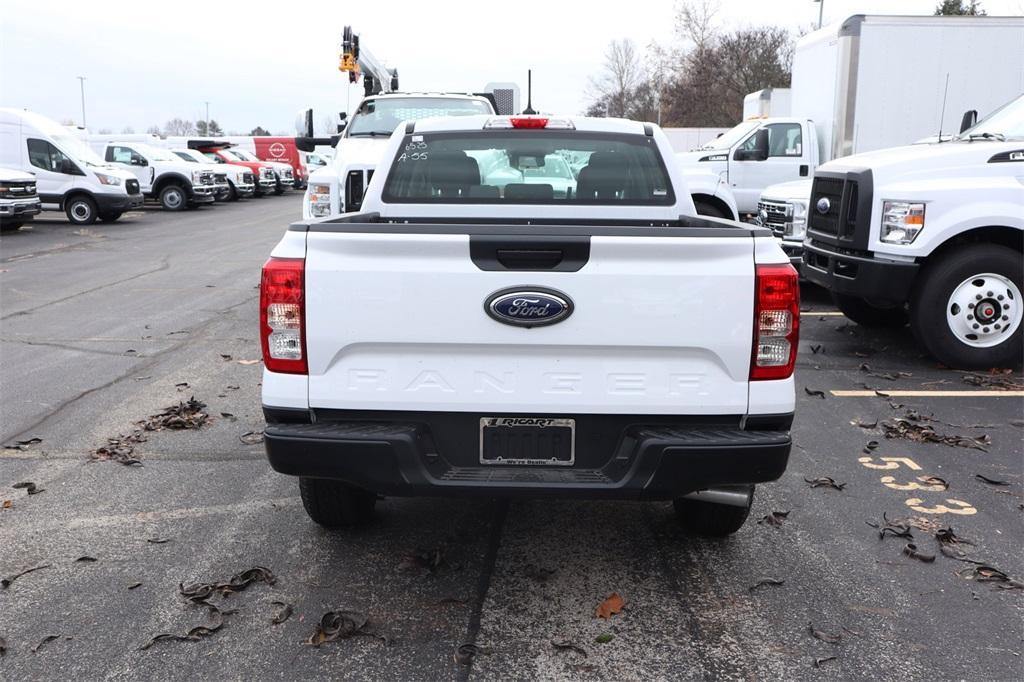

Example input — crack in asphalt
[0,257,170,320]
[457,499,508,682]
[0,293,257,444]
[0,338,151,357]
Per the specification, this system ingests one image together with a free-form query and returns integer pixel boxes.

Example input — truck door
[728,122,808,214]
[106,145,153,192]
[25,138,80,208]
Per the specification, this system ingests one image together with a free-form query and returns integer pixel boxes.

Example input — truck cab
[802,94,1024,369]
[171,148,255,201]
[93,139,217,210]
[675,118,819,215]
[262,114,797,537]
[197,144,278,196]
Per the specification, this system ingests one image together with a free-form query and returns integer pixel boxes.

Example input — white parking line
[830,389,1024,397]
[801,311,845,316]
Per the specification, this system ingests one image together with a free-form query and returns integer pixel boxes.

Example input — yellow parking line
[802,311,845,316]
[830,390,1024,397]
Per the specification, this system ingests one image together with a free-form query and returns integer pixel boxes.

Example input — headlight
[95,172,123,186]
[785,201,807,240]
[308,183,332,218]
[881,201,926,244]
[192,170,203,183]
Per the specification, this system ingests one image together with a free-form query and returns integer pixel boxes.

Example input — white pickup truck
[260,115,798,537]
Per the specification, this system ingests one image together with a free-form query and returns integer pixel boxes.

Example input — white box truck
[676,14,1024,218]
[742,88,790,119]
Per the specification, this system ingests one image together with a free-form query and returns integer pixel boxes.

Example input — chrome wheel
[70,201,92,222]
[945,272,1021,348]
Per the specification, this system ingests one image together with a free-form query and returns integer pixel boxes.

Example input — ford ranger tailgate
[304,225,754,415]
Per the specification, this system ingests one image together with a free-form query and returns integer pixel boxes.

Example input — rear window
[381,131,674,205]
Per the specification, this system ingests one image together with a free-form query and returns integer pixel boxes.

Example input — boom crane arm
[340,26,399,97]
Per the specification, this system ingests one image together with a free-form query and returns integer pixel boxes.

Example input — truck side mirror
[958,109,978,134]
[751,128,770,161]
[337,112,348,134]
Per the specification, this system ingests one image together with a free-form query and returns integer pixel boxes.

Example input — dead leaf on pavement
[748,578,785,591]
[75,556,98,563]
[595,592,625,619]
[305,610,390,647]
[453,643,488,664]
[804,387,826,399]
[594,633,614,644]
[31,634,61,653]
[140,397,208,431]
[551,637,588,657]
[813,656,838,668]
[853,419,878,428]
[0,635,6,657]
[128,582,143,590]
[2,563,52,588]
[866,513,913,540]
[4,437,42,450]
[146,537,171,544]
[220,354,232,361]
[179,566,275,603]
[12,481,44,495]
[270,601,293,625]
[2,500,11,509]
[805,477,846,491]
[902,543,935,563]
[758,510,789,526]
[808,623,841,645]
[399,546,445,573]
[140,605,229,650]
[239,431,264,444]
[881,417,990,451]
[975,474,1010,486]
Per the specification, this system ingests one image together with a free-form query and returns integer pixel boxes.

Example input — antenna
[937,73,950,143]
[522,69,536,115]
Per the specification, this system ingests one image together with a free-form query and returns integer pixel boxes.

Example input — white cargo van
[677,15,1024,216]
[0,109,142,225]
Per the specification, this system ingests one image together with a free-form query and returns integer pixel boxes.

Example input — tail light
[750,263,799,380]
[260,257,306,374]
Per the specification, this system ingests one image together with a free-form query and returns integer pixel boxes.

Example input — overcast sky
[1,0,1021,134]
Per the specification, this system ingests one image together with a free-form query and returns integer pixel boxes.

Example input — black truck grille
[806,170,873,251]
[757,199,788,237]
[214,172,227,183]
[126,179,140,194]
[243,172,254,183]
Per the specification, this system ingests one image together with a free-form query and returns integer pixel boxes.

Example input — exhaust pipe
[680,485,753,508]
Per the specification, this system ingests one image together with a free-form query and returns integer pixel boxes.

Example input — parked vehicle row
[0,109,302,230]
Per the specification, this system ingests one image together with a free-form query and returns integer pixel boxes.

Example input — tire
[65,195,98,225]
[910,244,1023,369]
[158,183,187,211]
[228,182,239,201]
[694,200,729,220]
[273,182,285,196]
[831,292,909,328]
[299,477,376,528]
[674,487,754,537]
[1,220,25,233]
[99,211,122,223]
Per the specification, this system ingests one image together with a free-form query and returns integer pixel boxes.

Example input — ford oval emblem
[485,287,573,328]
[816,197,831,215]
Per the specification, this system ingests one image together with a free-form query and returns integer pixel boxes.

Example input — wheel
[227,182,239,201]
[99,211,122,223]
[831,292,908,328]
[299,477,376,528]
[674,487,754,537]
[65,195,98,225]
[0,220,25,233]
[910,244,1023,369]
[273,182,285,196]
[694,200,729,219]
[159,184,187,211]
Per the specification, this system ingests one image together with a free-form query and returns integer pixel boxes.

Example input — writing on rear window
[382,132,674,205]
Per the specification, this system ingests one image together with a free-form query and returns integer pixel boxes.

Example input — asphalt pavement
[1,197,1021,680]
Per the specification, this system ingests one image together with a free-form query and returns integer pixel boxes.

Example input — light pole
[204,101,209,132]
[814,0,824,29]
[76,76,87,128]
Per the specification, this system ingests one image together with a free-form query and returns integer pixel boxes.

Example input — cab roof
[407,115,651,136]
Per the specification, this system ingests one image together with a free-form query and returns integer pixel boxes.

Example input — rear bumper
[263,409,791,500]
[803,241,919,303]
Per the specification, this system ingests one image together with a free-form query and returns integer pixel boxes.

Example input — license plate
[479,417,575,466]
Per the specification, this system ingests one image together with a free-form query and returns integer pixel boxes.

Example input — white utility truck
[677,14,1024,219]
[88,136,218,210]
[171,148,256,201]
[802,93,1024,369]
[260,115,798,537]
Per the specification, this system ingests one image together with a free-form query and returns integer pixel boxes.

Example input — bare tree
[675,0,719,51]
[121,126,135,134]
[163,118,195,136]
[97,128,112,134]
[146,125,162,136]
[586,39,646,118]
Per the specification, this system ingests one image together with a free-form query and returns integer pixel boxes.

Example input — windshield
[958,94,1024,141]
[173,150,205,163]
[203,152,225,163]
[220,150,248,162]
[131,143,180,162]
[347,97,494,137]
[698,120,762,151]
[52,134,108,167]
[383,131,674,205]
[228,149,259,162]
